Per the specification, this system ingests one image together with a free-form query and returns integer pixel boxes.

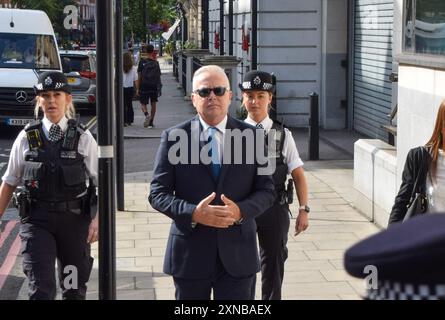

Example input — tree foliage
[11,0,77,39]
[123,0,177,43]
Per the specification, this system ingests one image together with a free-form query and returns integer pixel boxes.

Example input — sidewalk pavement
[18,57,381,300]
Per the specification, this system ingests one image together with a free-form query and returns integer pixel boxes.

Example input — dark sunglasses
[193,87,228,97]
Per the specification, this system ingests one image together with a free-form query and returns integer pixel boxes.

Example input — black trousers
[173,253,255,300]
[123,87,135,124]
[252,203,290,300]
[19,206,93,300]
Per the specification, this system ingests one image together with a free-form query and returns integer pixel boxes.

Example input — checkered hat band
[365,281,445,300]
[242,81,273,90]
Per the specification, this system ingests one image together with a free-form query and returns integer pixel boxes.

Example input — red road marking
[0,220,18,248]
[0,221,21,291]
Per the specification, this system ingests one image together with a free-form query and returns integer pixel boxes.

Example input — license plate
[8,118,33,126]
[67,77,77,84]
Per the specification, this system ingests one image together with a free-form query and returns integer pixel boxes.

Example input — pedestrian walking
[123,51,138,126]
[149,65,275,300]
[389,100,445,224]
[240,70,309,300]
[136,44,162,128]
[0,71,98,300]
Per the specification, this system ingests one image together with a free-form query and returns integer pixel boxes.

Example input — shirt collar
[245,115,273,131]
[198,115,228,134]
[42,116,68,133]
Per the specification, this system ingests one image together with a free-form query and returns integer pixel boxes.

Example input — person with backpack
[136,44,162,128]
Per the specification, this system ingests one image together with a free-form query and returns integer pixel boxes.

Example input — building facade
[180,0,397,135]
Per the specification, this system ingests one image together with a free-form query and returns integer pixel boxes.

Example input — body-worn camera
[62,120,78,150]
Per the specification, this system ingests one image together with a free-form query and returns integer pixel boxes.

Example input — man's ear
[191,93,197,108]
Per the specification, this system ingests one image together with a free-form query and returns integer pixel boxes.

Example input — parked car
[60,50,96,114]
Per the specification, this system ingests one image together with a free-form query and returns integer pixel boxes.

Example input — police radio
[62,119,77,150]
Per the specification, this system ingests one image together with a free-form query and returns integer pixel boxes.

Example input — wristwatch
[299,205,310,213]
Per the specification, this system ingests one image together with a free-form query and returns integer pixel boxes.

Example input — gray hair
[34,96,76,119]
[192,65,230,91]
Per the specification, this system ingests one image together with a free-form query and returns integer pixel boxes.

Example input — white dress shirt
[2,116,98,187]
[198,115,227,164]
[245,115,304,173]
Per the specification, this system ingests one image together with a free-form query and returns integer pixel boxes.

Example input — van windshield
[0,33,60,70]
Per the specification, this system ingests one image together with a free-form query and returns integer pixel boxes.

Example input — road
[0,113,160,299]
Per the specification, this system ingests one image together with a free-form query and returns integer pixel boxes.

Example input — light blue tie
[208,127,221,180]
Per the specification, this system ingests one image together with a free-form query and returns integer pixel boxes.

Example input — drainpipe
[219,0,224,55]
[229,0,233,55]
[347,0,354,130]
[251,0,257,69]
[202,0,209,49]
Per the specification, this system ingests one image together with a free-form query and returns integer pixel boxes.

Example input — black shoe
[148,119,154,128]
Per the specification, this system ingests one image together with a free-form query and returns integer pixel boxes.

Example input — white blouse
[426,149,445,213]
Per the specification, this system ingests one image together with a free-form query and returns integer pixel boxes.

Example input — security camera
[10,21,14,28]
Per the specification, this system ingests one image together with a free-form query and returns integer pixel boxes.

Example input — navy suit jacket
[149,115,275,279]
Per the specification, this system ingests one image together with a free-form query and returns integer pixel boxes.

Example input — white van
[0,8,61,126]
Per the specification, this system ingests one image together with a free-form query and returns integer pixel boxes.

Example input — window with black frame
[404,0,445,55]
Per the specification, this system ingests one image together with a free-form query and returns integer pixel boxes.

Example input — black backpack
[141,59,161,86]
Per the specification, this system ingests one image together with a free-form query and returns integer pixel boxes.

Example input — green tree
[123,0,177,44]
[12,0,77,41]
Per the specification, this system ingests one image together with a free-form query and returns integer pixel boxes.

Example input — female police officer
[240,70,309,300]
[0,71,98,300]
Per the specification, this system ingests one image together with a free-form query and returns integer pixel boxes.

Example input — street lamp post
[96,0,116,300]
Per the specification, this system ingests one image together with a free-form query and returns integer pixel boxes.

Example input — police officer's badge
[253,76,261,86]
[44,76,53,86]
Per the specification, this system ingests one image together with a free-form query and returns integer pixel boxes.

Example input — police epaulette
[24,119,41,132]
[77,122,86,134]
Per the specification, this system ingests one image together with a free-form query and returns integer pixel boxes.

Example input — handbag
[403,148,429,222]
[403,192,428,222]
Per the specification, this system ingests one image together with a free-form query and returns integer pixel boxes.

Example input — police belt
[32,198,84,212]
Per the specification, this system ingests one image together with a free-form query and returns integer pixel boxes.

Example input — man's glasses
[193,87,228,98]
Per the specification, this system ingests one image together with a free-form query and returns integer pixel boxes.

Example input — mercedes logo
[16,90,28,103]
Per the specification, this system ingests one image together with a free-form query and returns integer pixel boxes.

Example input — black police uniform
[344,214,445,300]
[241,70,291,300]
[18,71,95,300]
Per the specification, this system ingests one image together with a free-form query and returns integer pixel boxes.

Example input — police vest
[23,120,87,202]
[266,121,287,194]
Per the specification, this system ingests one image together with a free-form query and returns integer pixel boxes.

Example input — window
[404,0,445,55]
[0,33,60,70]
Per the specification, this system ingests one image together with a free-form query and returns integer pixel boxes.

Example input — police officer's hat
[34,71,72,95]
[344,214,445,300]
[239,70,274,93]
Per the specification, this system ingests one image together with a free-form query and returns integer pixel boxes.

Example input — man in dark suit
[149,65,276,300]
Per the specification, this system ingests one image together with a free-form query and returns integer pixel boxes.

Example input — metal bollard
[308,92,319,160]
